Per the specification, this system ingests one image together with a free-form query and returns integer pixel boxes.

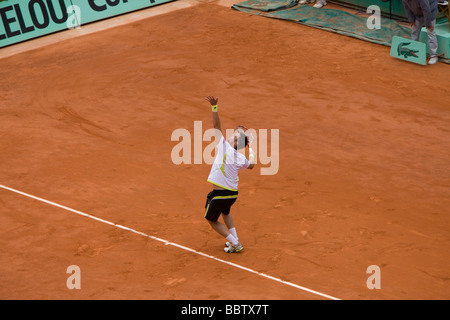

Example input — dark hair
[236,131,249,150]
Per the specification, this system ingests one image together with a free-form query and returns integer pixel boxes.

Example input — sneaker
[313,0,326,7]
[299,0,313,3]
[428,56,438,65]
[224,242,243,253]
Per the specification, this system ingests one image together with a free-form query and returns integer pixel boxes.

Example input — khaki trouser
[412,19,438,56]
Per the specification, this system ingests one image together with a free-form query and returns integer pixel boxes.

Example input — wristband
[211,105,218,112]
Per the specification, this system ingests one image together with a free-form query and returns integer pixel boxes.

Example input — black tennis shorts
[204,189,238,222]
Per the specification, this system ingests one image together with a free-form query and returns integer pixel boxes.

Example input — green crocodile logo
[397,42,419,58]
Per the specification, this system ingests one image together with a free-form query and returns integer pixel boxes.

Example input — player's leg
[205,210,230,237]
[222,202,243,253]
[205,195,239,246]
[223,213,239,245]
[206,219,237,243]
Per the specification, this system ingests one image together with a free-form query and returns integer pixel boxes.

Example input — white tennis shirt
[207,135,250,191]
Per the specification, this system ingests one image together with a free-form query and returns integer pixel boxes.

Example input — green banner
[0,0,175,48]
[390,35,427,65]
[332,0,407,19]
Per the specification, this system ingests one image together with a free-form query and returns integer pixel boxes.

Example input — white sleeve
[239,157,250,170]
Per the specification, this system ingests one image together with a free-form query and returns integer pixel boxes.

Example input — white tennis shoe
[224,242,243,253]
[313,0,327,7]
[428,57,438,65]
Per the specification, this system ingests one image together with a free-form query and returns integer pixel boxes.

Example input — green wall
[332,0,407,19]
[0,0,175,48]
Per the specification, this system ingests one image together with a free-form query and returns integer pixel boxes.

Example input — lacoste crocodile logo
[397,42,419,58]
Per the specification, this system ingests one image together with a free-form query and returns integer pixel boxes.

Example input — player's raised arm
[206,96,222,138]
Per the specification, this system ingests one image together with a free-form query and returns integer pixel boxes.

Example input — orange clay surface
[0,0,449,300]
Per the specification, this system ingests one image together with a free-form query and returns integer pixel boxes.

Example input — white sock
[226,234,239,246]
[229,227,238,241]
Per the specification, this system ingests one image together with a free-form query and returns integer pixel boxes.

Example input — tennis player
[204,96,255,253]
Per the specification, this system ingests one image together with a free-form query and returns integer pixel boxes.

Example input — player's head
[230,125,249,150]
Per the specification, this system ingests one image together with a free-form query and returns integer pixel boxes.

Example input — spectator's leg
[411,20,422,42]
[427,20,438,56]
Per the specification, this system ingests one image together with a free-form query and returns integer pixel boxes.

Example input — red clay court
[1,0,449,300]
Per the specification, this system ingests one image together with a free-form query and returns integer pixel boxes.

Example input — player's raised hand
[206,96,219,106]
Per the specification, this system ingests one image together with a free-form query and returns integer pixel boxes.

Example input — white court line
[0,183,341,300]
